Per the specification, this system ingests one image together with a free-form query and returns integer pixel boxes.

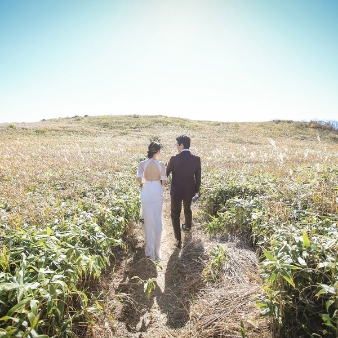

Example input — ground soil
[87,189,272,338]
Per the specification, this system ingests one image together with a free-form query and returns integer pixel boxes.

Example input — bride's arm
[136,162,144,185]
[160,162,167,186]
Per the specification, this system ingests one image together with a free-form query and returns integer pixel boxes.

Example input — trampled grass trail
[90,188,271,338]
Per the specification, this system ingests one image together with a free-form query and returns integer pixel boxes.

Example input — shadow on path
[115,227,158,333]
[157,233,207,329]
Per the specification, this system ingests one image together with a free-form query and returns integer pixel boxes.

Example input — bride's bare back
[144,160,161,181]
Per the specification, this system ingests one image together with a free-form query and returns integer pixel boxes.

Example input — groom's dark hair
[176,135,190,149]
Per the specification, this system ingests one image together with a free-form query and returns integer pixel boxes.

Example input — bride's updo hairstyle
[147,141,161,159]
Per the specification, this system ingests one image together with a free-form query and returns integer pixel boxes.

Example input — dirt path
[90,193,271,337]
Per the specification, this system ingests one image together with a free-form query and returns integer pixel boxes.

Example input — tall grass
[0,120,143,336]
[203,164,338,337]
[0,169,140,336]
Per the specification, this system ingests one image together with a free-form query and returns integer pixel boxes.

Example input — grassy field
[0,115,337,337]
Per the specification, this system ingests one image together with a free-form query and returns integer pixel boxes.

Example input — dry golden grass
[2,115,335,232]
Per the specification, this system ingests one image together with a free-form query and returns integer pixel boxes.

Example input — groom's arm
[195,158,201,193]
[166,156,174,177]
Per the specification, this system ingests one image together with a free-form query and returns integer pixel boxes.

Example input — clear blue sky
[0,0,337,124]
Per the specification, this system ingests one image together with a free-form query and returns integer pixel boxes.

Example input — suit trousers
[171,196,192,241]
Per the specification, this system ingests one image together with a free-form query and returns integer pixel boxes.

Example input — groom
[166,135,201,249]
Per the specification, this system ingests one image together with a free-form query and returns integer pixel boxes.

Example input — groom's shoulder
[169,153,179,160]
[170,152,200,160]
[168,154,179,164]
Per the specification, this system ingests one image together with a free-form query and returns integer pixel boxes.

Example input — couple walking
[136,135,201,261]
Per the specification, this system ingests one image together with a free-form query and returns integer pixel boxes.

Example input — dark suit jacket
[166,150,201,199]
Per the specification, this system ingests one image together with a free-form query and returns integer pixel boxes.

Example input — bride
[136,142,167,261]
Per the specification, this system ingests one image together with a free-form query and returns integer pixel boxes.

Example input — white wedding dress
[137,159,167,261]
